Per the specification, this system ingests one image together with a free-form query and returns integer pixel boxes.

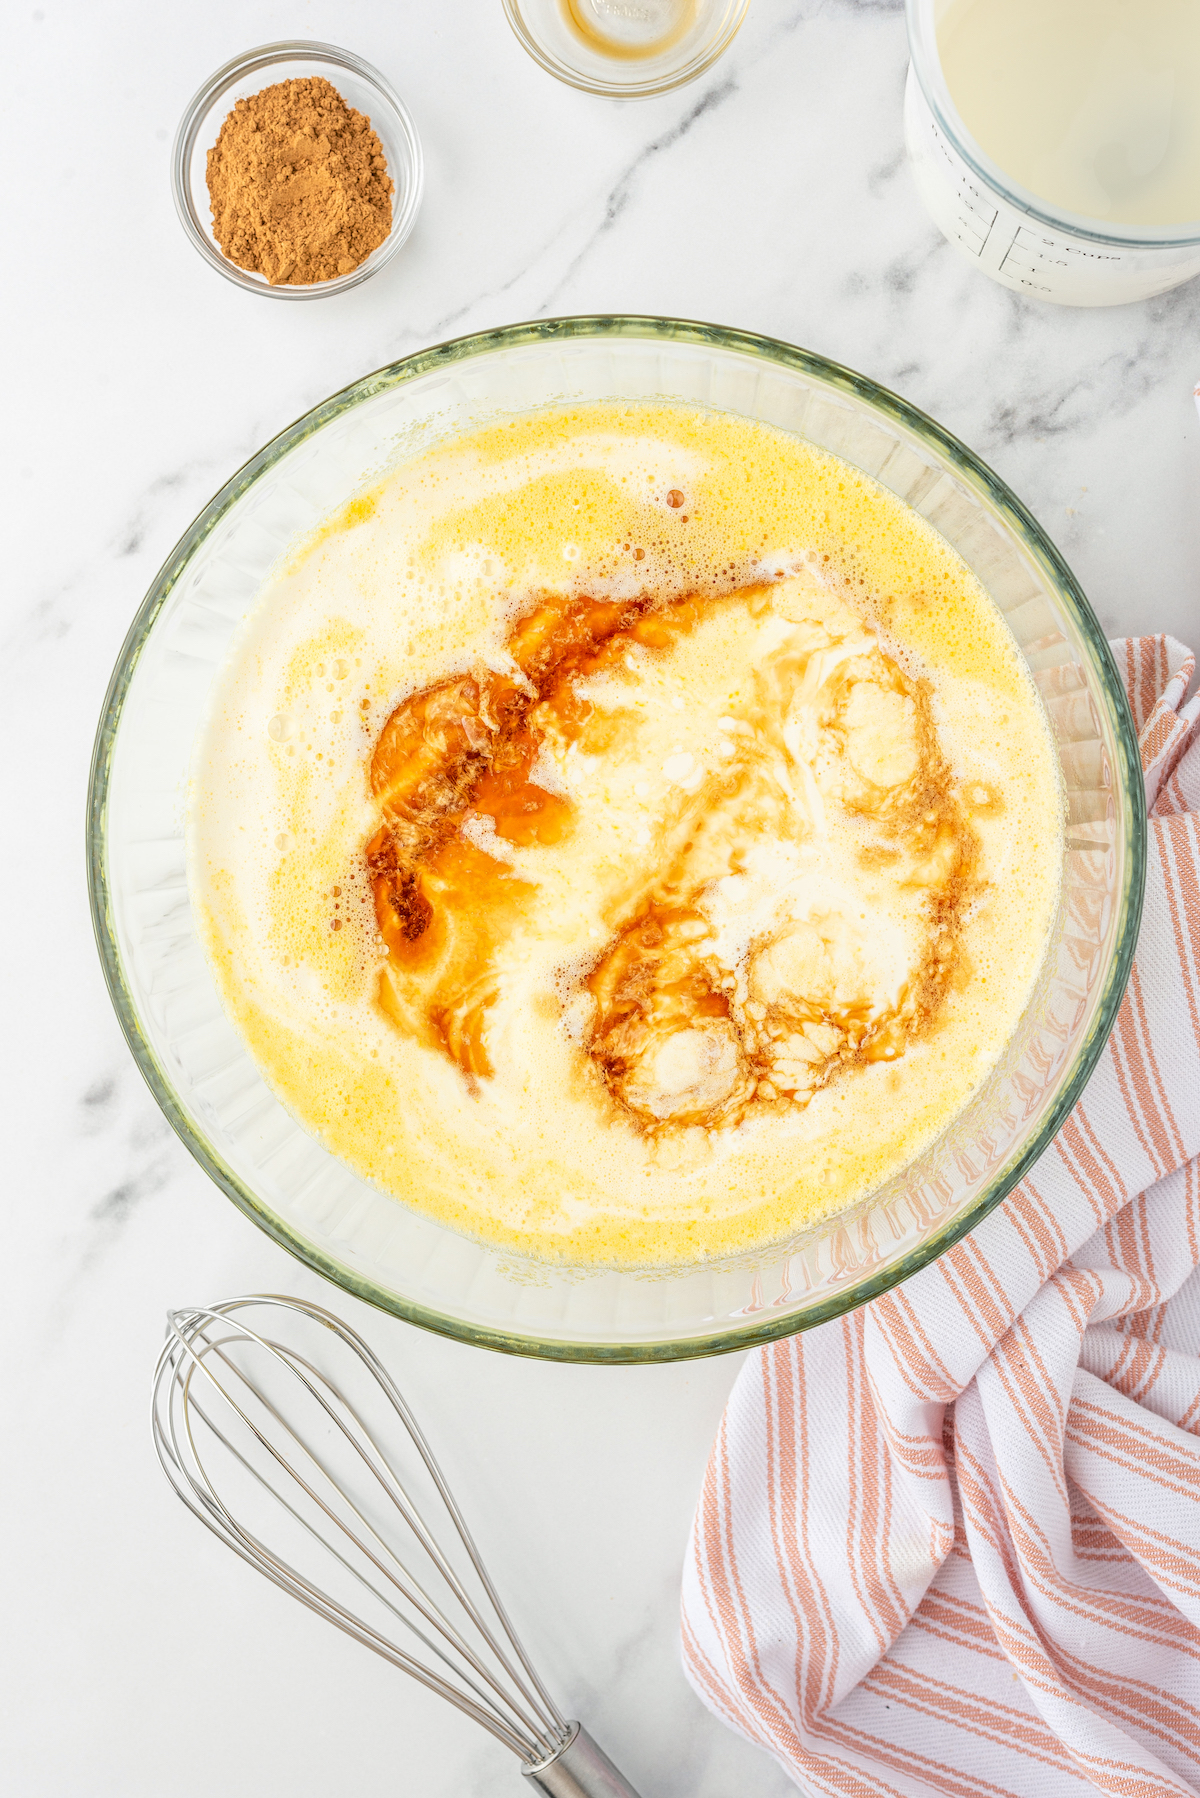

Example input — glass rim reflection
[87,315,1145,1362]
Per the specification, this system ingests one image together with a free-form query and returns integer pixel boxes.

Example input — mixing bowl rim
[87,312,1146,1363]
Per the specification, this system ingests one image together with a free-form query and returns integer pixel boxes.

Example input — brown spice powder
[206,76,394,286]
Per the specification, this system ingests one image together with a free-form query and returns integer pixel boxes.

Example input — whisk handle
[522,1722,644,1797]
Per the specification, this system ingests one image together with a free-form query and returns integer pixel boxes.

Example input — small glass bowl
[171,40,423,300]
[503,0,750,97]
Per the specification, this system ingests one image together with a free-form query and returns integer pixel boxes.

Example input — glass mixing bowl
[88,317,1144,1361]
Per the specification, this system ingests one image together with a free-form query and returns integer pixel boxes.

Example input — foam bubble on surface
[189,403,1062,1269]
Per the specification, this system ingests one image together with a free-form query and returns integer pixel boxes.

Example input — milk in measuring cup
[905,0,1200,304]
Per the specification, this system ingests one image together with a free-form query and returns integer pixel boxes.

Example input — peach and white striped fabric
[682,636,1200,1797]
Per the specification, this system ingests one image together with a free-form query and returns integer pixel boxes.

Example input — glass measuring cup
[905,0,1200,305]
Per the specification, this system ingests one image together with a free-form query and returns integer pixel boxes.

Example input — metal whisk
[152,1295,642,1796]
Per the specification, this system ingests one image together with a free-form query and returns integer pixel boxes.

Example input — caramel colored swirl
[190,403,1061,1269]
[367,591,692,1072]
[367,575,981,1136]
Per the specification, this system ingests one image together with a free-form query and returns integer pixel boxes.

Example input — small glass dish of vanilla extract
[503,0,750,97]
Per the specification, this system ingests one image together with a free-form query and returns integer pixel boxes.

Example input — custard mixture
[188,402,1062,1267]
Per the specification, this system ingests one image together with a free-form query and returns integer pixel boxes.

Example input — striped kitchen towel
[682,635,1200,1797]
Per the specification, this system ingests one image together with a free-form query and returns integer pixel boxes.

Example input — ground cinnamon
[206,76,394,286]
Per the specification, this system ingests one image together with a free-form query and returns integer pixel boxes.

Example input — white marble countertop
[4,3,1198,1794]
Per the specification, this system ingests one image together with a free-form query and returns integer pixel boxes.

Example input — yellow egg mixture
[188,402,1062,1268]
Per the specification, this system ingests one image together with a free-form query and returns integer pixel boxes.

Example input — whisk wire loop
[177,1402,535,1754]
[160,1345,539,1756]
[152,1297,571,1762]
[179,1371,542,1753]
[175,1321,557,1753]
